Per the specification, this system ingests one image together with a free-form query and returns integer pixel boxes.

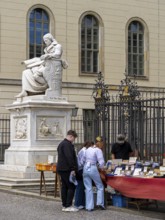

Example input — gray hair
[43,33,58,44]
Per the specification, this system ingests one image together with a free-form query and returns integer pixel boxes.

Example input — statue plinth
[0,33,72,180]
[0,94,75,179]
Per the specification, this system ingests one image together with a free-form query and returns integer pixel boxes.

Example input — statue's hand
[46,54,52,59]
[33,73,39,80]
[41,54,52,60]
[40,55,47,60]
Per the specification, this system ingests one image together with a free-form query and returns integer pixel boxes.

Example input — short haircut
[67,130,78,138]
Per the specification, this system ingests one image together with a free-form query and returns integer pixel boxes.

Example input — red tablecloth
[106,176,165,201]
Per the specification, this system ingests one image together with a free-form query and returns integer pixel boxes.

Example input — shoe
[64,207,79,212]
[78,205,85,210]
[62,207,66,211]
[86,209,94,212]
[96,205,106,210]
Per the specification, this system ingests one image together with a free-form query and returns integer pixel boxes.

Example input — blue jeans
[83,164,104,210]
[74,169,85,207]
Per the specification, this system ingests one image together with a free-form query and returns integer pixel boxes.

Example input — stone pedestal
[0,94,75,179]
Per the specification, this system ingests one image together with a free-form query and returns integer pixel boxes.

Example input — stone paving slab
[0,191,163,220]
[0,188,164,220]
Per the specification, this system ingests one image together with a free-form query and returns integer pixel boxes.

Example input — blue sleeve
[77,148,86,167]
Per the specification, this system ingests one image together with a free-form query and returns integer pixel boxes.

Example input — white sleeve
[96,148,105,168]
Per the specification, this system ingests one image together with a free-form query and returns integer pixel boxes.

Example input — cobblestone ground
[0,191,164,220]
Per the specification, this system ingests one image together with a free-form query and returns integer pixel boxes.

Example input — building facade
[0,0,165,123]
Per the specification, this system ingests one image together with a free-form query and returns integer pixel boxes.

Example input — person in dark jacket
[111,134,133,160]
[56,130,78,212]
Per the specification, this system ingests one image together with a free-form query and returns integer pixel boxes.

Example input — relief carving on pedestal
[14,117,27,139]
[38,117,63,139]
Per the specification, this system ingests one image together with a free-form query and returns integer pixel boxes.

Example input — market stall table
[106,176,165,201]
[36,163,61,197]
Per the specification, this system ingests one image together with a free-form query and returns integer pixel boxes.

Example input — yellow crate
[36,163,56,171]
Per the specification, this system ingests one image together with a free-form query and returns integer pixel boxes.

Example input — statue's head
[43,33,58,46]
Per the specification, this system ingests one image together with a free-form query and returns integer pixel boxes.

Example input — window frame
[126,17,149,79]
[27,5,55,59]
[79,11,104,76]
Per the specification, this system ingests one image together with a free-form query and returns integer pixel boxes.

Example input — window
[80,14,102,74]
[29,8,49,58]
[128,21,144,76]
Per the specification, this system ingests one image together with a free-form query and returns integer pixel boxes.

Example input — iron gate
[0,114,10,161]
[95,96,165,163]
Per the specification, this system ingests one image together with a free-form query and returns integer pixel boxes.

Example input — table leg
[54,172,61,198]
[156,200,158,208]
[40,171,42,195]
[54,172,58,197]
[40,171,47,196]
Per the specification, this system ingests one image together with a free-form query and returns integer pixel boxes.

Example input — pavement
[0,186,164,220]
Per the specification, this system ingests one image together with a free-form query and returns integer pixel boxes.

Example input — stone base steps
[0,164,56,179]
[0,176,55,189]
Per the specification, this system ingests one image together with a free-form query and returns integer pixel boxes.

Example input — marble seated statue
[16,33,68,98]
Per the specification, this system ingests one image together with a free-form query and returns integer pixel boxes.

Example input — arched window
[29,8,49,58]
[128,21,144,76]
[81,14,101,74]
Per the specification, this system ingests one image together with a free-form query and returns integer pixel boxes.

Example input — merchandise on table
[105,157,165,178]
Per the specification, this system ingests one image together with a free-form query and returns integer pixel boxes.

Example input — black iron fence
[71,115,96,151]
[0,114,10,161]
[95,95,165,164]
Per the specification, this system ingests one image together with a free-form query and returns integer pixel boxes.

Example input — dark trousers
[74,169,85,207]
[58,171,76,208]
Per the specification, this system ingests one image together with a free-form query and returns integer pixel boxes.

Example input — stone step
[0,177,55,189]
[0,164,56,179]
[0,176,54,183]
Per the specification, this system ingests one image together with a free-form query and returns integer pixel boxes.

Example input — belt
[85,162,96,165]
